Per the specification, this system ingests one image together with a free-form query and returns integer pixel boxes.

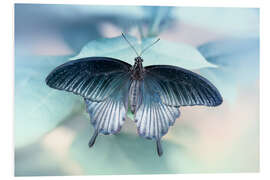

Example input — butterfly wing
[46,57,132,101]
[46,57,132,139]
[134,78,180,140]
[85,76,131,135]
[134,65,222,142]
[144,65,223,107]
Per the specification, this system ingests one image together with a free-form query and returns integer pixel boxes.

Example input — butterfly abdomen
[129,80,142,114]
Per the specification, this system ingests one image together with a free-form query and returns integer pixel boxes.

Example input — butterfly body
[129,79,142,114]
[129,57,145,113]
[46,55,222,157]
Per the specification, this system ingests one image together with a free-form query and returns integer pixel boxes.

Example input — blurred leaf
[70,35,138,62]
[198,38,259,103]
[198,38,259,84]
[199,67,238,104]
[15,55,83,148]
[141,37,216,69]
[71,35,216,70]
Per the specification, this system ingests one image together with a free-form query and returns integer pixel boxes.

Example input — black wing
[144,65,223,107]
[46,57,132,101]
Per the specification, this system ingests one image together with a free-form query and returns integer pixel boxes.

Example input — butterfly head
[131,56,144,80]
[135,56,143,63]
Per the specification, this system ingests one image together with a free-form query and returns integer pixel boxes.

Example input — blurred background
[14,4,259,176]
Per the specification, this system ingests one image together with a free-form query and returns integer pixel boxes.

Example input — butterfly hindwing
[145,65,223,107]
[133,78,180,140]
[46,57,132,101]
[85,76,131,135]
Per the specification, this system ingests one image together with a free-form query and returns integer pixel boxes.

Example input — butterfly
[45,33,223,156]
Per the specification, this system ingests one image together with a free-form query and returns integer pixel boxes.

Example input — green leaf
[199,67,237,104]
[141,37,216,69]
[70,35,216,70]
[15,55,83,148]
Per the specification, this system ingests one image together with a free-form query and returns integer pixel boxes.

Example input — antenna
[140,38,160,56]
[121,33,139,57]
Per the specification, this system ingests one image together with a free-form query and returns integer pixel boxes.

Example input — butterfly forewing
[46,57,132,101]
[145,65,223,107]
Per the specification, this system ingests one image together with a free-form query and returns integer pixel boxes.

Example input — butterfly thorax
[131,57,144,80]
